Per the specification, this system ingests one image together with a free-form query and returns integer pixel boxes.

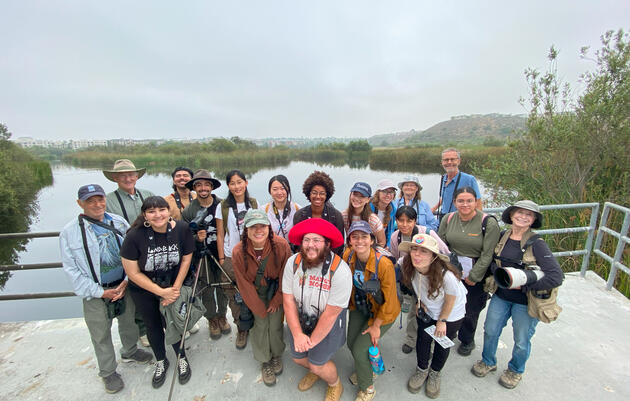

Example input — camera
[234,292,254,331]
[152,273,173,289]
[105,298,126,319]
[354,289,374,318]
[189,209,209,233]
[494,265,545,289]
[298,309,319,335]
[417,308,432,324]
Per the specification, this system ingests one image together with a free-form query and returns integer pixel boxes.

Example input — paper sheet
[458,255,474,279]
[424,325,455,349]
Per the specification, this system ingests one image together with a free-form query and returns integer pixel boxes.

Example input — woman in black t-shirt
[121,196,195,389]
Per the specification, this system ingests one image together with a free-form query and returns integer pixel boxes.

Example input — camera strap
[172,191,193,212]
[297,253,339,317]
[78,214,126,285]
[272,202,291,237]
[438,172,462,217]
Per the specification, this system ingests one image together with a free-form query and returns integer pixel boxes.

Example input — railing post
[580,203,600,277]
[606,212,630,290]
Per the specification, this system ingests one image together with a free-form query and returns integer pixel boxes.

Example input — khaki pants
[250,307,286,363]
[83,291,139,377]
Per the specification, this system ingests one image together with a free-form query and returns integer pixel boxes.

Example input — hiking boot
[354,387,375,401]
[457,340,475,356]
[139,334,150,347]
[235,330,248,350]
[121,348,153,364]
[261,361,276,387]
[270,356,283,375]
[499,369,522,389]
[471,360,497,377]
[402,344,413,354]
[407,367,428,393]
[218,316,232,335]
[178,356,192,385]
[298,371,319,391]
[152,359,169,389]
[102,372,124,394]
[349,371,377,386]
[324,379,343,401]
[208,318,222,340]
[425,369,441,399]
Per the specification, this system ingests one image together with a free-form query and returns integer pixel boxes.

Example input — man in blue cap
[60,184,152,394]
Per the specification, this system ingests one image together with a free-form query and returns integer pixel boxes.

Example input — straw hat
[102,159,146,182]
[398,233,450,262]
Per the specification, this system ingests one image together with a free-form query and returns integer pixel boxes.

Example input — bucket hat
[502,200,543,229]
[103,159,146,182]
[185,169,221,190]
[397,176,423,191]
[288,218,344,249]
[243,209,270,228]
[398,233,450,262]
[376,179,397,192]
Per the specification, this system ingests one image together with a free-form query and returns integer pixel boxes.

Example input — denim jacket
[59,213,129,300]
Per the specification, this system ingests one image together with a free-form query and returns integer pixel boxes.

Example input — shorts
[288,308,347,366]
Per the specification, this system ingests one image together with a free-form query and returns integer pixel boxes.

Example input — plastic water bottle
[368,345,385,375]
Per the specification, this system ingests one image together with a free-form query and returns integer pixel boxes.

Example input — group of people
[60,147,564,400]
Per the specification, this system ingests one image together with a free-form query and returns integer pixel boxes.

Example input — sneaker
[425,369,441,399]
[218,316,232,335]
[298,371,320,391]
[139,334,150,348]
[471,360,497,377]
[261,361,276,387]
[354,387,375,401]
[121,348,153,364]
[324,379,343,401]
[270,356,283,375]
[152,359,170,389]
[208,318,221,340]
[349,371,377,386]
[402,344,414,354]
[457,340,475,356]
[235,330,248,350]
[407,367,428,394]
[178,356,192,385]
[102,372,124,394]
[499,369,522,389]
[189,322,200,334]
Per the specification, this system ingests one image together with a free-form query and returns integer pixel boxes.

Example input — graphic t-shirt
[91,214,124,285]
[216,201,250,258]
[120,222,195,283]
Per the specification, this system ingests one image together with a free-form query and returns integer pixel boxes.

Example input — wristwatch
[439,319,447,322]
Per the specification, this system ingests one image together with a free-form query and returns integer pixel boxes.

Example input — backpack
[292,252,343,278]
[221,197,258,233]
[345,248,404,304]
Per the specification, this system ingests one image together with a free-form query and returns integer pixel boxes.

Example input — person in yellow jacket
[344,221,401,401]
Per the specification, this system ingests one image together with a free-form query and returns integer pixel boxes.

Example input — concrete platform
[1,271,629,401]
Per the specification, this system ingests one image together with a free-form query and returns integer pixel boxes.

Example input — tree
[0,122,12,140]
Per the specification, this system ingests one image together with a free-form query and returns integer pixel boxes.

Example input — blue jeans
[481,295,538,374]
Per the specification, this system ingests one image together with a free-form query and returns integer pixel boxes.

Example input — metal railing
[1,201,627,301]
[592,202,630,290]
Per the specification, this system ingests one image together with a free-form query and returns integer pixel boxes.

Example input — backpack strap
[293,252,342,280]
[221,200,229,233]
[293,253,303,274]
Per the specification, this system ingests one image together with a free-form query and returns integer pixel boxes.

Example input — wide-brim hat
[376,179,397,192]
[397,175,423,191]
[103,159,146,182]
[288,218,344,249]
[398,233,450,262]
[185,169,221,190]
[502,200,543,229]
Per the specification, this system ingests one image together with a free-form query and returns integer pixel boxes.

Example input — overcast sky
[2,1,629,140]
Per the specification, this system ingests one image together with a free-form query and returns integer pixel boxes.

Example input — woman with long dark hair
[262,175,300,243]
[342,182,386,247]
[232,209,292,387]
[400,234,467,398]
[437,186,500,357]
[217,169,259,349]
[120,196,195,389]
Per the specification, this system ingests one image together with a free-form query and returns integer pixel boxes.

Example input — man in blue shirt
[60,184,152,394]
[432,148,482,221]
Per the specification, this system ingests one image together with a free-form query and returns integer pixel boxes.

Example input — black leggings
[130,286,184,361]
[457,280,489,344]
[416,316,463,372]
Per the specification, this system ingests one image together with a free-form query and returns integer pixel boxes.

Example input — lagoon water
[0,161,484,322]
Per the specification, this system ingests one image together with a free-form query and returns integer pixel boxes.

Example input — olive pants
[251,307,286,363]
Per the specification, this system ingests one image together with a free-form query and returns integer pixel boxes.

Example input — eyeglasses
[441,158,459,163]
[382,189,396,195]
[310,191,327,198]
[455,199,475,205]
[302,237,325,245]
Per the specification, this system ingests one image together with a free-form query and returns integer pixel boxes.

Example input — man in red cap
[282,218,352,401]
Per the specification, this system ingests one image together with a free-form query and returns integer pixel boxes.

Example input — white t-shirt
[215,201,249,258]
[412,269,467,322]
[282,253,352,317]
[262,201,300,242]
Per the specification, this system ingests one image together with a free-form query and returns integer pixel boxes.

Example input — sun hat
[350,182,372,198]
[243,209,270,228]
[397,175,423,191]
[77,184,106,201]
[103,159,146,182]
[398,233,450,262]
[185,169,221,190]
[376,179,397,192]
[288,218,344,249]
[502,200,543,229]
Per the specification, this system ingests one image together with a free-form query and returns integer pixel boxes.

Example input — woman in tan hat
[400,234,467,398]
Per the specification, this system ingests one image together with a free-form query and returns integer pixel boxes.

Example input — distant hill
[368,113,527,146]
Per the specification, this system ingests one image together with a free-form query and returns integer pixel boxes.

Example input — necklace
[458,216,473,233]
